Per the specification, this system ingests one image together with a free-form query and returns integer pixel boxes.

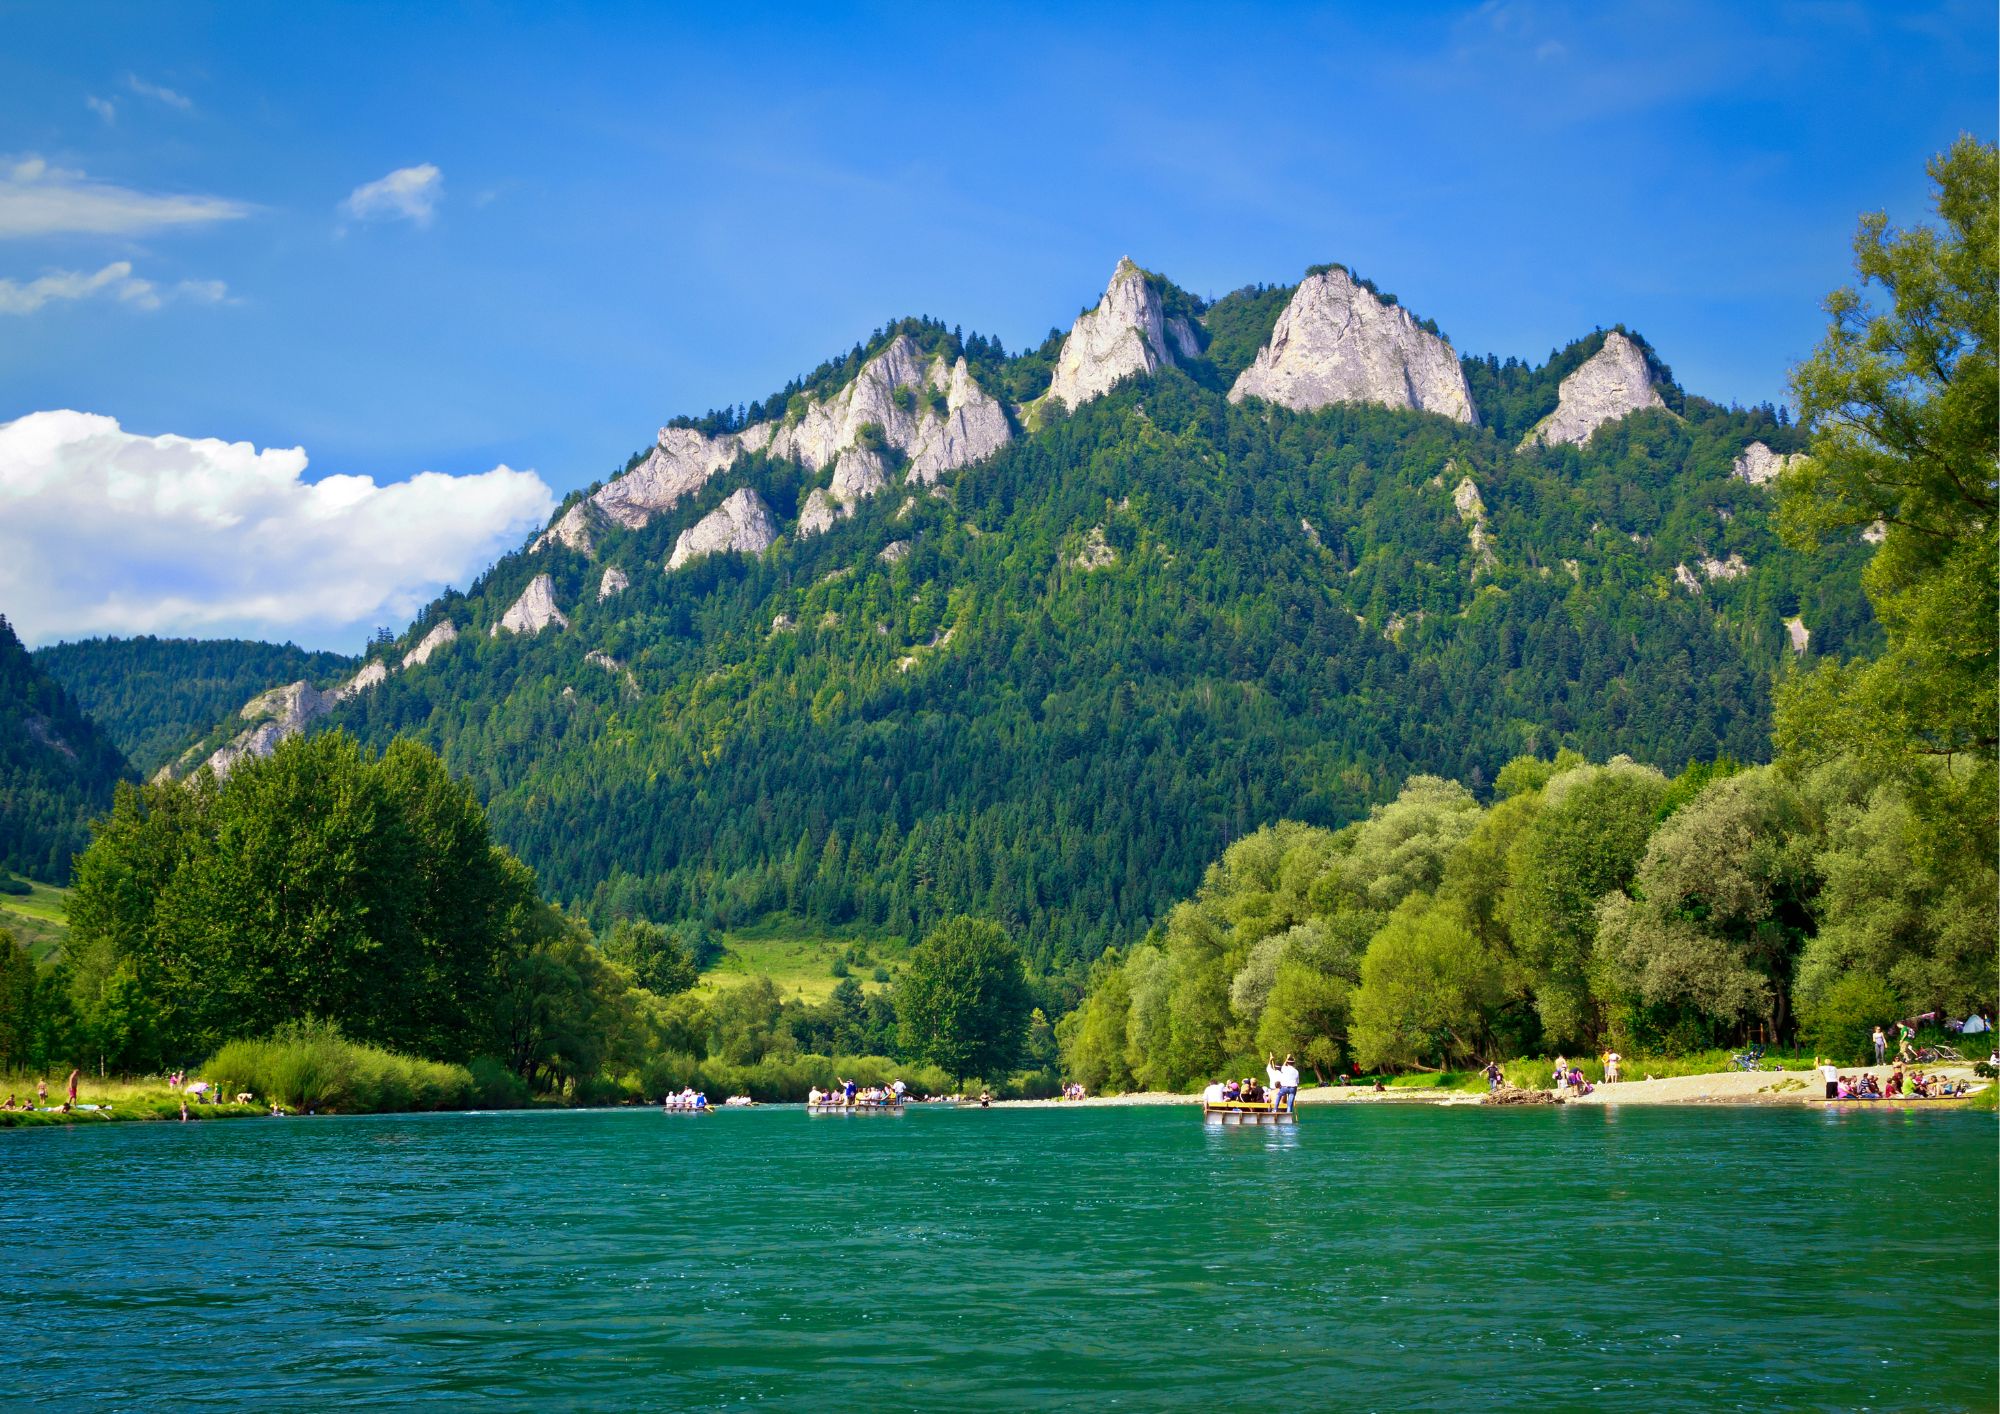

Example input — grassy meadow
[697,917,909,1003]
[0,878,69,962]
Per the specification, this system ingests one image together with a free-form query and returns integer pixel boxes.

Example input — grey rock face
[1046,257,1197,410]
[402,620,458,669]
[797,446,890,538]
[531,500,600,555]
[1732,441,1800,486]
[205,680,330,778]
[491,573,569,636]
[599,566,630,600]
[1229,268,1477,424]
[1452,473,1497,576]
[907,357,1011,483]
[1521,332,1667,448]
[668,487,778,569]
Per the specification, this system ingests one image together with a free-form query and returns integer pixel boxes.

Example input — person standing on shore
[66,1070,78,1106]
[1872,1027,1887,1066]
[1818,1057,1839,1100]
[1483,1061,1503,1092]
[36,1078,47,1106]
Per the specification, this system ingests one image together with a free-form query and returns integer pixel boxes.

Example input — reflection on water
[1,1104,1993,1411]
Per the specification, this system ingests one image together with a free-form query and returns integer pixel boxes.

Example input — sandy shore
[997,1065,1990,1110]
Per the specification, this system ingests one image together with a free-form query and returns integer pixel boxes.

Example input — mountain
[0,616,133,882]
[33,636,360,777]
[156,259,1871,978]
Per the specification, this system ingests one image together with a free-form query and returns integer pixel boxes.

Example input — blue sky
[1,1,1992,647]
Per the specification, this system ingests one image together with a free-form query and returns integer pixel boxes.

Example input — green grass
[0,879,69,962]
[698,917,909,1004]
[0,1072,266,1128]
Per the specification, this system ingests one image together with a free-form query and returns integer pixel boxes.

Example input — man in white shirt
[1268,1054,1300,1110]
[1819,1058,1840,1100]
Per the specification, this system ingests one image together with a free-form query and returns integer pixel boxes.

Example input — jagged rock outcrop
[796,446,889,538]
[1045,257,1198,410]
[1700,553,1749,582]
[491,574,568,636]
[1451,473,1497,576]
[908,357,1011,483]
[201,656,397,778]
[538,338,1012,561]
[1229,267,1477,423]
[1521,332,1667,448]
[668,488,778,570]
[877,539,911,564]
[337,661,388,699]
[1785,616,1810,655]
[1066,526,1116,571]
[205,681,331,778]
[532,500,599,555]
[1673,563,1703,594]
[599,566,630,600]
[584,650,621,674]
[1732,441,1800,486]
[402,620,457,669]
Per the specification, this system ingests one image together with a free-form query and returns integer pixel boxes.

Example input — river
[3,1103,1993,1410]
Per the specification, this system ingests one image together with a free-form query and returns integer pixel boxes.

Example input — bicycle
[1911,1043,1963,1064]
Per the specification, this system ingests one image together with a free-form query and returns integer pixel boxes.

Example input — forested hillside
[0,616,132,883]
[288,269,1871,982]
[34,636,358,776]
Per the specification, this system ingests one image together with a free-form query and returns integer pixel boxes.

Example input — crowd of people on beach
[1818,1057,1979,1102]
[1058,1082,1087,1101]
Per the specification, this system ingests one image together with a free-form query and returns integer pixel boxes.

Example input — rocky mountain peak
[1520,331,1667,449]
[1046,258,1199,410]
[668,487,778,569]
[1229,267,1477,424]
[492,574,568,636]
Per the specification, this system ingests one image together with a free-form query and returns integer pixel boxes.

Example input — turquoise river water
[3,1103,1994,1410]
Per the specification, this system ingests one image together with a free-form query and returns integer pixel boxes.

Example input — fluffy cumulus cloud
[0,156,250,239]
[340,164,443,227]
[0,411,555,646]
[0,260,227,315]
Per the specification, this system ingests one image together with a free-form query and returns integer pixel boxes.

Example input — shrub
[1797,974,1901,1066]
[204,1020,497,1113]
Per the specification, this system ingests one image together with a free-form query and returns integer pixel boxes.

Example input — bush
[1797,974,1901,1066]
[0,874,30,896]
[203,1020,508,1113]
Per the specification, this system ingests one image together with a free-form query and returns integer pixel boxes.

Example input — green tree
[603,918,699,997]
[1349,901,1501,1072]
[1255,958,1353,1081]
[0,929,38,1073]
[894,916,1031,1083]
[1503,759,1667,1045]
[1777,135,1997,766]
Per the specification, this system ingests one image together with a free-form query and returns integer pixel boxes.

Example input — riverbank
[997,1065,1993,1110]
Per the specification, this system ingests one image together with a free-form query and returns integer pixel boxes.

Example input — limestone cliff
[1732,441,1801,486]
[1229,268,1477,424]
[907,357,1011,483]
[1045,258,1198,410]
[401,620,458,669]
[599,566,630,600]
[491,574,568,636]
[201,653,393,779]
[1520,332,1667,448]
[797,446,889,538]
[1451,473,1497,576]
[668,487,778,569]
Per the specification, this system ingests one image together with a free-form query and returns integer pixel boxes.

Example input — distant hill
[157,259,1875,978]
[0,617,132,883]
[34,636,358,776]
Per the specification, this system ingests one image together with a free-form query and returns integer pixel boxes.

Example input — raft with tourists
[807,1081,906,1113]
[1202,1056,1301,1124]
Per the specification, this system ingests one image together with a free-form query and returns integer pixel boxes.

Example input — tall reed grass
[205,1021,527,1113]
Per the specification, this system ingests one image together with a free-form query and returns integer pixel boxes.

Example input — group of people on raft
[1202,1055,1301,1109]
[662,1087,711,1110]
[808,1078,906,1108]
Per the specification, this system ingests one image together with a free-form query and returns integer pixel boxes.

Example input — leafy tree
[603,918,699,996]
[1503,759,1667,1044]
[0,929,38,1073]
[894,916,1031,1083]
[1777,135,1997,766]
[1349,900,1501,1071]
[1255,958,1353,1081]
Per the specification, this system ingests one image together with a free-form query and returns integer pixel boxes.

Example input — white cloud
[0,156,250,238]
[126,74,193,110]
[0,411,555,646]
[340,164,443,228]
[86,95,117,125]
[0,261,229,315]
